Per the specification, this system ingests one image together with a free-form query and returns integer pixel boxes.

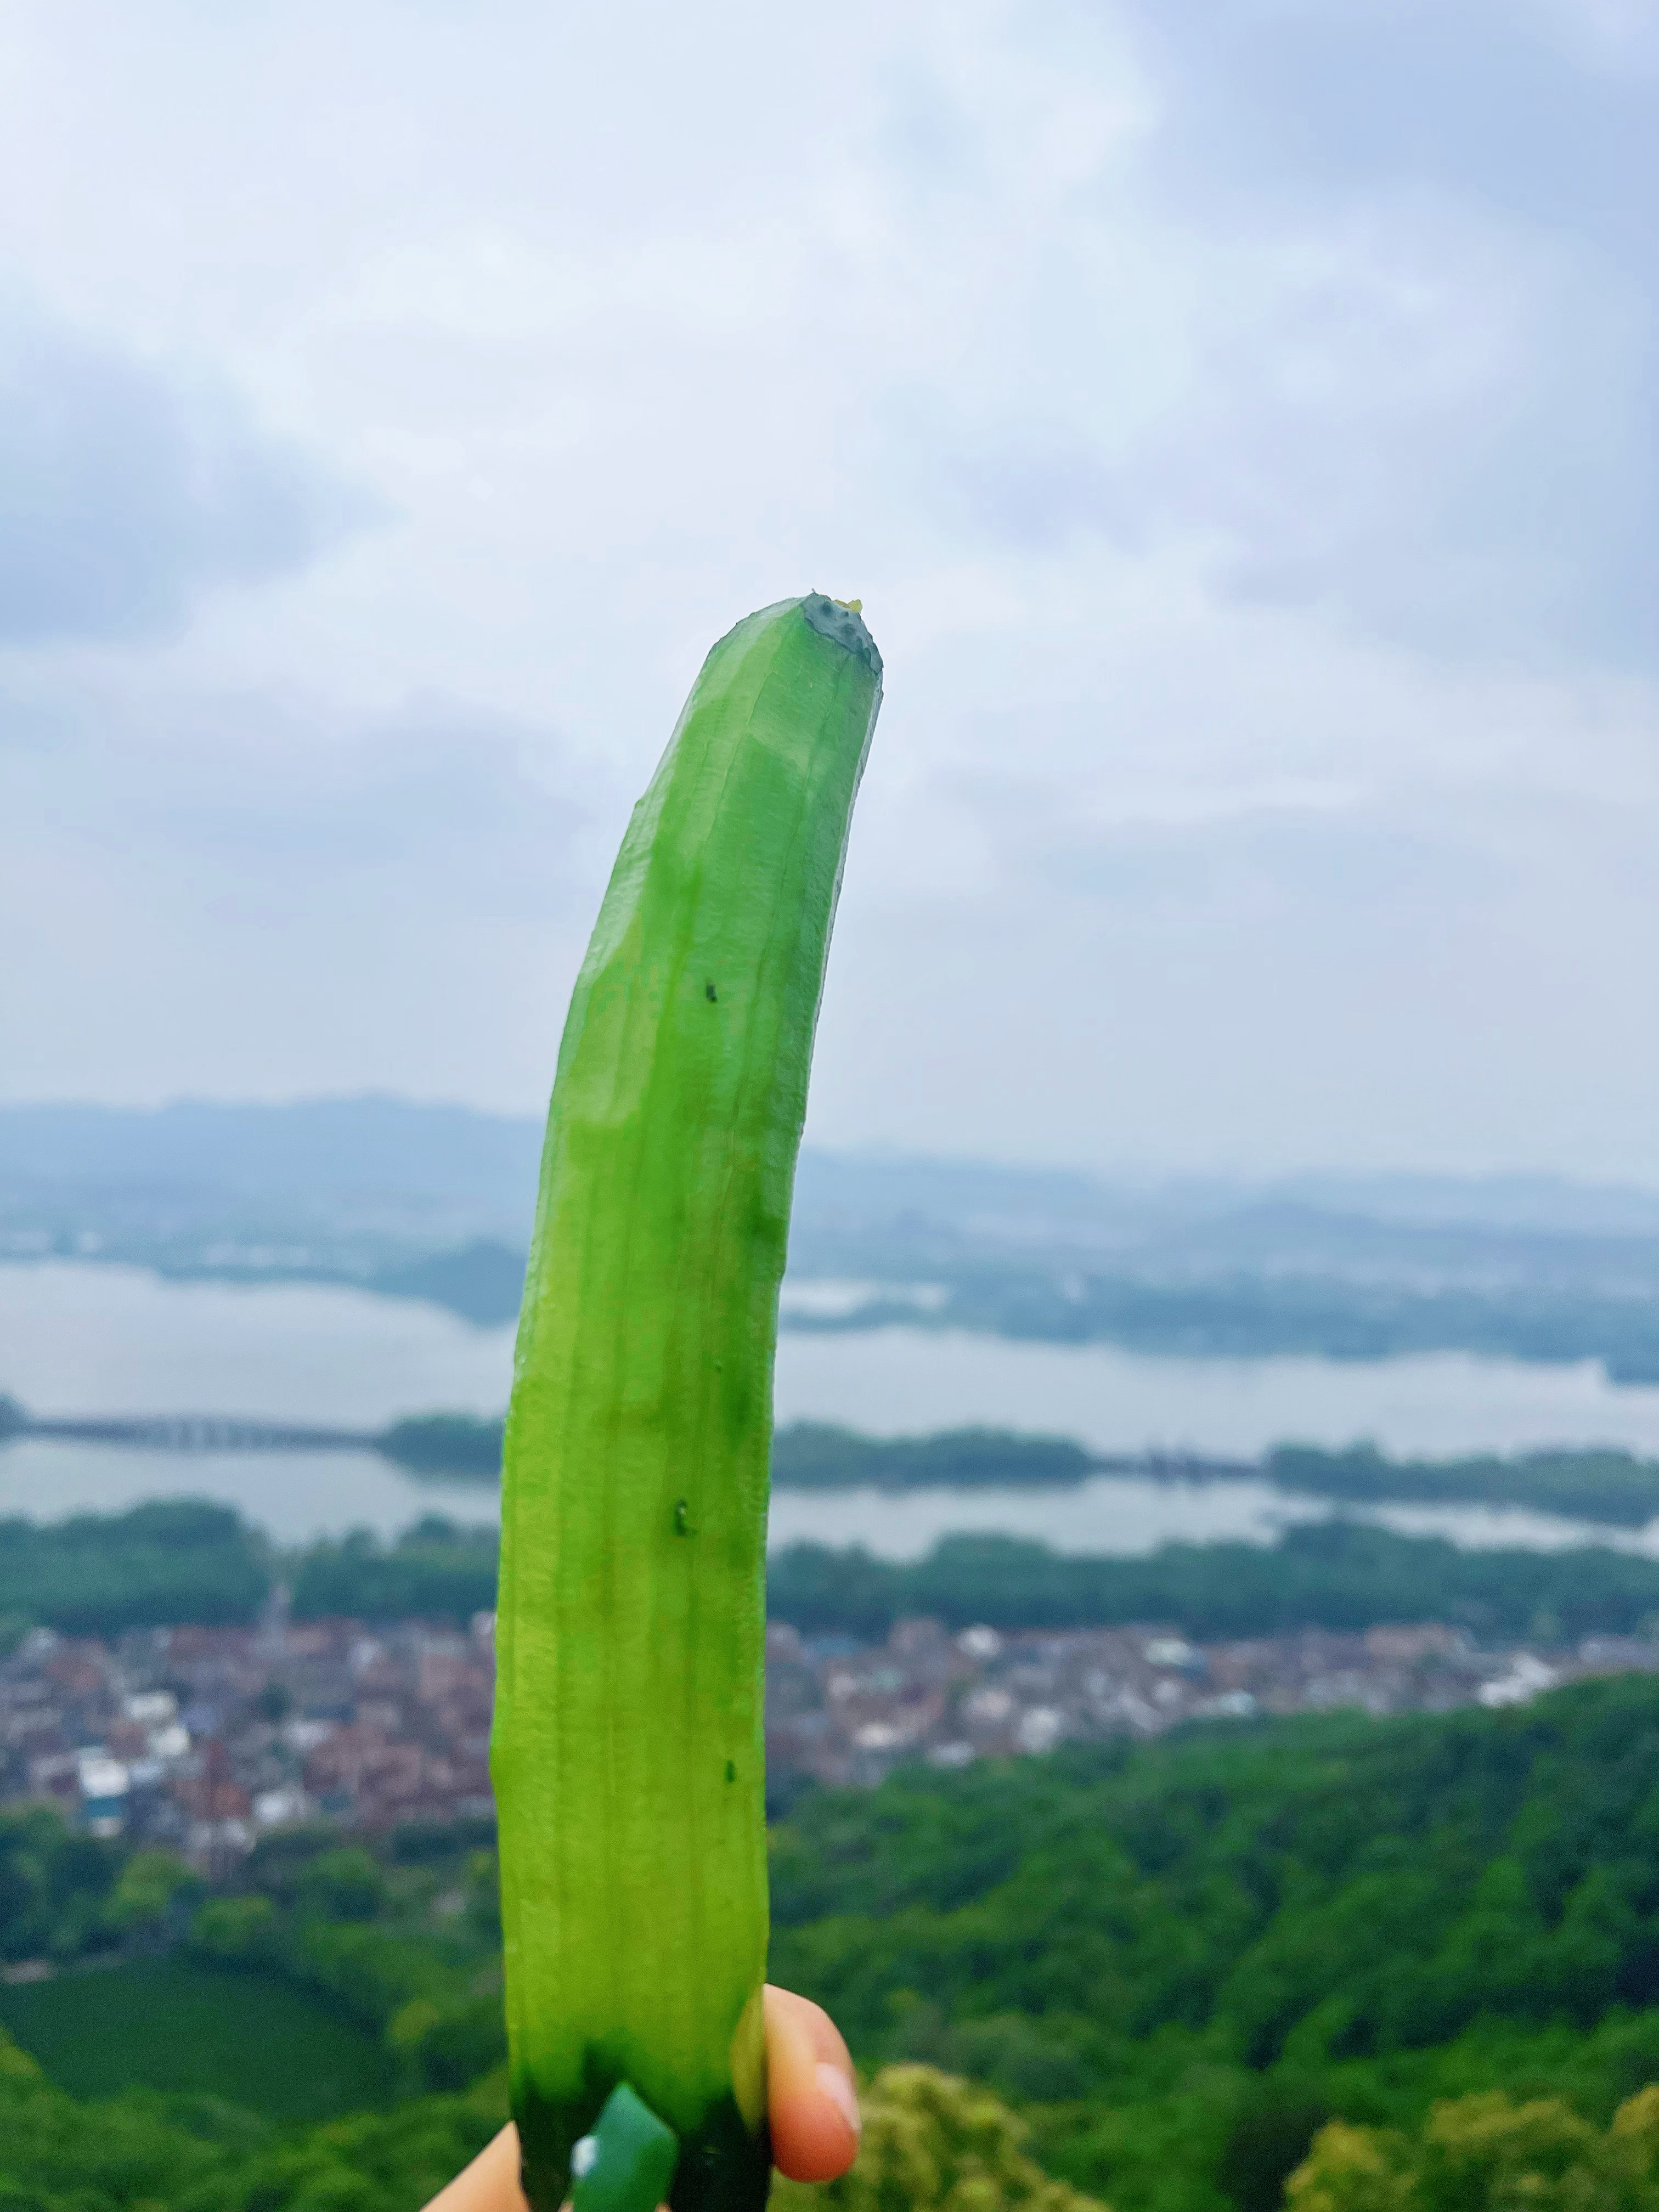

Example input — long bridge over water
[1,1408,1256,1481]
[16,1414,380,1452]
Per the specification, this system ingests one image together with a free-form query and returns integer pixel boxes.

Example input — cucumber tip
[802,591,881,678]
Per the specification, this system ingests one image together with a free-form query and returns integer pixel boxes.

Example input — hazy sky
[4,0,1657,1177]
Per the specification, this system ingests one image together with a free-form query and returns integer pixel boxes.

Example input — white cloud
[2,0,1658,1176]
[0,295,375,644]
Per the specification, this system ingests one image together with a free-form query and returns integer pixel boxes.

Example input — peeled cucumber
[492,594,882,2212]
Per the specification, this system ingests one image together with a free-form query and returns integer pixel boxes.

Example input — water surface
[11,1262,1659,1553]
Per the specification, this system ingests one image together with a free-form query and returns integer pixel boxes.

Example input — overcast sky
[3,0,1657,1178]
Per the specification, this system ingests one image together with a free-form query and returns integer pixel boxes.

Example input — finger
[422,2123,529,2212]
[423,1991,863,2212]
[764,1984,862,2183]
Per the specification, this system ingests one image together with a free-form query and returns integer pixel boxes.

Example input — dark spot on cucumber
[674,1499,696,1536]
[802,591,882,678]
[725,1760,736,1784]
[705,981,718,1002]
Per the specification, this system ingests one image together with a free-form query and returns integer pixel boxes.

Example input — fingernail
[816,2062,861,2142]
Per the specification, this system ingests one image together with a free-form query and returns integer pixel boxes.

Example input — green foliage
[393,1989,512,2092]
[292,1917,454,2034]
[0,2033,244,2212]
[287,1516,498,1623]
[763,1678,1659,2207]
[1268,1442,1659,1527]
[0,1955,393,2121]
[917,1271,1659,1383]
[772,1679,1659,2068]
[773,1427,1095,1491]
[240,1846,507,2100]
[242,1823,379,1900]
[222,1825,503,2085]
[212,2078,508,2212]
[1286,2086,1659,2211]
[22,1441,1659,1643]
[368,1238,527,1325]
[0,1498,269,1634]
[387,1817,498,1866]
[294,1849,388,1924]
[190,1894,281,1966]
[1,1821,498,2131]
[0,1805,121,1962]
[774,2064,1107,2212]
[8,1490,1649,1643]
[0,2015,501,2212]
[22,1680,1659,2210]
[377,1412,504,1477]
[462,1848,502,1944]
[889,2000,1096,2105]
[100,1848,201,1940]
[766,1521,1659,1641]
[1216,2081,1330,2212]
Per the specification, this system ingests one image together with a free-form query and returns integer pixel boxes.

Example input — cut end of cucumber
[802,591,882,678]
[570,2083,680,2212]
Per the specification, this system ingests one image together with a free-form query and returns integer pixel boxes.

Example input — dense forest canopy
[15,1499,1659,1646]
[10,1680,1659,2208]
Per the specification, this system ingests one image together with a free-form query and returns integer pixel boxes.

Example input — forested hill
[770,1673,1659,2208]
[12,1678,1659,2210]
[21,1500,1659,1647]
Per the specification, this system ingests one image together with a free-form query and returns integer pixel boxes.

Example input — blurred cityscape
[8,1597,1659,1886]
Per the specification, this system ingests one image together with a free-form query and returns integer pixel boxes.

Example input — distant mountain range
[9,1099,1659,1368]
[0,1097,543,1222]
[9,1094,1659,1238]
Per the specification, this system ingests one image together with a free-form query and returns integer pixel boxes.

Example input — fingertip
[770,2066,862,2185]
[421,2123,529,2212]
[764,1988,861,2184]
[814,2059,862,2145]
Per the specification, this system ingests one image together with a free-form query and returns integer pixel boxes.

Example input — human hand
[424,1986,861,2212]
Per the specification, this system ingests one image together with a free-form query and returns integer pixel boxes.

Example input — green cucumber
[492,593,882,2212]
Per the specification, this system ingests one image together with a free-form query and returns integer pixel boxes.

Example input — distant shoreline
[7,1395,1659,1528]
[7,1494,1659,1652]
[10,1244,1659,1383]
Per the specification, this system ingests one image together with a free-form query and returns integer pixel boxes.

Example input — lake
[9,1260,1659,1554]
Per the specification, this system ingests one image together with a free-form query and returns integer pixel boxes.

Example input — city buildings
[3,1599,1652,1857]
